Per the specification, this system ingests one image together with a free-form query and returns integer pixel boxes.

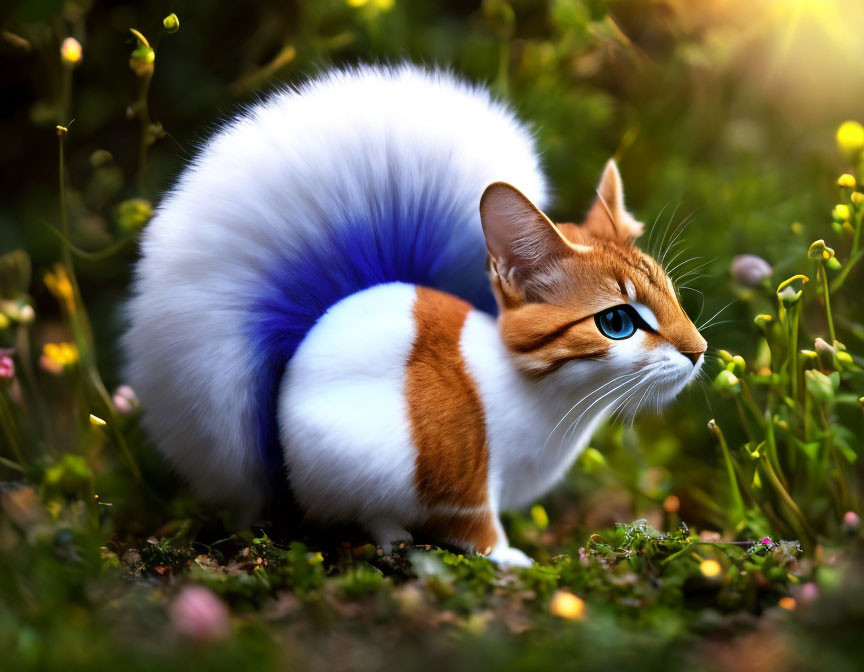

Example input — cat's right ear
[480,182,573,285]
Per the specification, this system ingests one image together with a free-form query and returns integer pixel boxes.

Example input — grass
[2,1,864,670]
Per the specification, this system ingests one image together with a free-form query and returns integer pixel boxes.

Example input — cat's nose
[681,351,704,366]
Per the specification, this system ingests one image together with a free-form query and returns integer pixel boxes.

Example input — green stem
[818,261,836,345]
[763,405,787,491]
[761,454,812,544]
[496,40,510,96]
[830,248,864,292]
[0,389,25,467]
[708,421,746,523]
[740,380,765,428]
[788,304,800,402]
[45,224,134,261]
[832,208,864,292]
[734,397,756,444]
[136,71,154,194]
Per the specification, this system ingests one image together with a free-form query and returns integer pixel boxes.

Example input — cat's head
[480,159,706,419]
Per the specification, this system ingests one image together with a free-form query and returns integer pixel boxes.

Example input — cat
[123,64,706,567]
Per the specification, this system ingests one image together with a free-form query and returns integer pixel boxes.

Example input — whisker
[697,299,737,331]
[564,362,666,443]
[699,319,739,332]
[660,210,698,266]
[666,255,704,279]
[542,371,642,459]
[647,201,672,256]
[656,202,683,262]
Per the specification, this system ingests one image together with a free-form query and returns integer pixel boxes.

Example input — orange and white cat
[124,65,705,567]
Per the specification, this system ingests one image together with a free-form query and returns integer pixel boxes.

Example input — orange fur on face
[480,160,706,376]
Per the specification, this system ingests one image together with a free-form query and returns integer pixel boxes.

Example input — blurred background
[2,2,864,669]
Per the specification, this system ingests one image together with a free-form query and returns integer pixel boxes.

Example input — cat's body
[281,282,610,565]
[124,65,705,566]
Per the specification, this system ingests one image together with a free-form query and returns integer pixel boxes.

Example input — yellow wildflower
[44,265,75,312]
[40,342,79,374]
[530,504,549,530]
[549,590,586,620]
[838,174,856,188]
[837,121,864,155]
[700,559,722,578]
[833,204,850,221]
[852,192,864,205]
[60,37,82,66]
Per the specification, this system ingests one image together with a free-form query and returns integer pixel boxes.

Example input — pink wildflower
[112,385,139,415]
[169,585,230,642]
[0,355,14,380]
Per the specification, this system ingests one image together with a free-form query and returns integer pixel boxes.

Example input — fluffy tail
[123,64,548,518]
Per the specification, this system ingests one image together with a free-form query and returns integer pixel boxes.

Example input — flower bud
[717,349,733,364]
[777,275,808,306]
[799,349,817,361]
[129,29,155,77]
[60,37,82,66]
[837,121,864,155]
[838,174,856,188]
[115,198,153,234]
[162,13,180,33]
[808,239,835,261]
[89,414,107,426]
[729,355,746,376]
[852,192,864,205]
[731,254,772,287]
[826,257,842,271]
[754,314,773,330]
[814,338,836,368]
[18,304,35,325]
[837,351,853,365]
[805,369,834,402]
[832,204,850,221]
[712,370,741,396]
[843,511,860,533]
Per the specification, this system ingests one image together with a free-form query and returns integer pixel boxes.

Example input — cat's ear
[480,182,573,283]
[583,159,643,245]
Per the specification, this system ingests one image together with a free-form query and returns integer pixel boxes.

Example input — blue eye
[595,306,638,340]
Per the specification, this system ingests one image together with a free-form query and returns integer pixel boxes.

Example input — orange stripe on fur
[422,508,498,555]
[406,287,489,509]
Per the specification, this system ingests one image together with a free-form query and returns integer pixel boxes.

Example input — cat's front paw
[367,520,413,554]
[488,545,534,568]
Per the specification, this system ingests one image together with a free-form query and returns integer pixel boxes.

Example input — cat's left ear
[583,159,644,245]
